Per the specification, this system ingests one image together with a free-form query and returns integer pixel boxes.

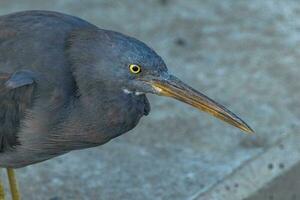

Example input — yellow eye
[129,64,141,74]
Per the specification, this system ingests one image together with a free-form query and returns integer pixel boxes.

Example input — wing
[0,70,36,152]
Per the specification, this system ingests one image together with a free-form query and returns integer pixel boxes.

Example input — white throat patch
[123,88,133,94]
[122,88,144,96]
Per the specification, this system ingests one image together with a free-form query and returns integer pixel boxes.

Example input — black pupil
[132,66,139,72]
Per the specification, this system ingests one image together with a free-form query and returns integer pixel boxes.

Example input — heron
[0,10,253,199]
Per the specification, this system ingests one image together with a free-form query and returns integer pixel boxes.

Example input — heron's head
[68,29,253,133]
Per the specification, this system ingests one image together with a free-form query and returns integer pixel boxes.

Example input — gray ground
[247,161,300,200]
[0,0,300,199]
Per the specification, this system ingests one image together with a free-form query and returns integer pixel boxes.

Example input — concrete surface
[0,0,300,199]
[197,132,300,200]
[246,157,300,200]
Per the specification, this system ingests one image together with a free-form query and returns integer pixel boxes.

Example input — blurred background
[1,0,300,199]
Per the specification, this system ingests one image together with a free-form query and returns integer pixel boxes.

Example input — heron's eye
[129,64,141,74]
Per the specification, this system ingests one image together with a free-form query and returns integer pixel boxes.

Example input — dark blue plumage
[0,10,155,167]
[0,10,253,168]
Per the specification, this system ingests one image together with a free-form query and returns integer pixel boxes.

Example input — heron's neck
[62,90,147,146]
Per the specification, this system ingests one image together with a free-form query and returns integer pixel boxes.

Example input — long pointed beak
[149,75,254,133]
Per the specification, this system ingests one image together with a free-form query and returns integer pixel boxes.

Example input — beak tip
[242,125,255,134]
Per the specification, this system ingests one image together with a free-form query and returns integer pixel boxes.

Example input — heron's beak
[149,75,254,133]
